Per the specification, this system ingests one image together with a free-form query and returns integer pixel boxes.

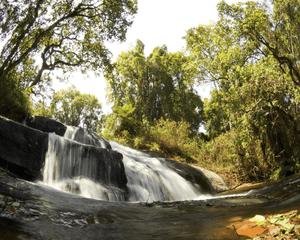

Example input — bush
[0,81,32,122]
[148,118,199,162]
[197,128,270,184]
[198,130,237,168]
[101,117,202,163]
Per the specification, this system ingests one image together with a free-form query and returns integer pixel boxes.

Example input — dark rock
[24,116,112,149]
[0,116,127,194]
[87,130,112,149]
[23,116,67,136]
[164,159,215,194]
[67,127,112,149]
[0,116,48,180]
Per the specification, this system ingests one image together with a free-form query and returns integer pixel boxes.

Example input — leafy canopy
[105,40,204,134]
[0,0,137,120]
[33,85,102,131]
[185,0,300,180]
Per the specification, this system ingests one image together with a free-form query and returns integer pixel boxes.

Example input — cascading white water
[42,126,208,202]
[64,126,109,149]
[42,132,125,201]
[110,141,201,202]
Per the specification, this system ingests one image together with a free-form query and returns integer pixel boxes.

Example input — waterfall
[110,141,201,202]
[42,132,125,201]
[42,126,209,202]
[64,126,111,149]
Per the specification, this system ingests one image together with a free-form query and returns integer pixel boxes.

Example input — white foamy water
[64,126,110,149]
[110,141,202,202]
[42,132,125,201]
[42,126,213,202]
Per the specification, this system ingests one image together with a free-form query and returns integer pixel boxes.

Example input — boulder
[195,167,229,192]
[164,159,216,194]
[24,116,112,149]
[23,115,67,136]
[0,115,128,194]
[45,133,127,192]
[0,115,48,180]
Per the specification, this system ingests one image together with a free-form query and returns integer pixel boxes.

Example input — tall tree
[185,0,300,178]
[218,0,300,85]
[33,85,102,131]
[203,89,230,139]
[105,40,204,133]
[0,0,137,120]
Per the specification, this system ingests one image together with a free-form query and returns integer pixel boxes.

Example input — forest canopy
[0,0,137,121]
[185,0,300,179]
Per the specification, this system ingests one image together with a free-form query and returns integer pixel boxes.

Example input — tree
[203,89,230,139]
[33,85,102,131]
[105,40,204,134]
[218,0,300,85]
[0,0,137,120]
[185,0,300,179]
[217,0,300,178]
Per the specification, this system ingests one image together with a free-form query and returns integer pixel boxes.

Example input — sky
[54,0,250,114]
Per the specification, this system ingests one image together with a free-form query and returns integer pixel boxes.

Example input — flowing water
[43,132,125,201]
[110,141,200,202]
[42,126,208,202]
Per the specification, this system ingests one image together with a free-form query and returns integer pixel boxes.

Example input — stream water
[41,127,207,202]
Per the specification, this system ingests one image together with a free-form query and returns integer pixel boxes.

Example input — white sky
[53,0,250,114]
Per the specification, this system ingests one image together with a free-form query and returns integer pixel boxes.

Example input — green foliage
[249,211,300,238]
[249,215,266,226]
[185,0,300,180]
[0,0,137,120]
[101,116,202,163]
[203,89,230,139]
[105,40,204,133]
[148,118,198,161]
[101,103,141,141]
[198,130,237,168]
[0,79,32,122]
[33,85,102,131]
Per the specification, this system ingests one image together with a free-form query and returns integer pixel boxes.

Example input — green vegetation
[105,40,203,132]
[1,0,300,185]
[33,85,102,131]
[102,0,300,185]
[0,0,137,121]
[184,0,300,182]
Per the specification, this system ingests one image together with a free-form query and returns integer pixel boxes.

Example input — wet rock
[1,115,127,194]
[0,116,48,180]
[6,205,16,213]
[12,202,20,207]
[195,167,229,192]
[87,130,112,149]
[46,133,128,192]
[23,115,67,137]
[24,115,112,149]
[164,159,215,194]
